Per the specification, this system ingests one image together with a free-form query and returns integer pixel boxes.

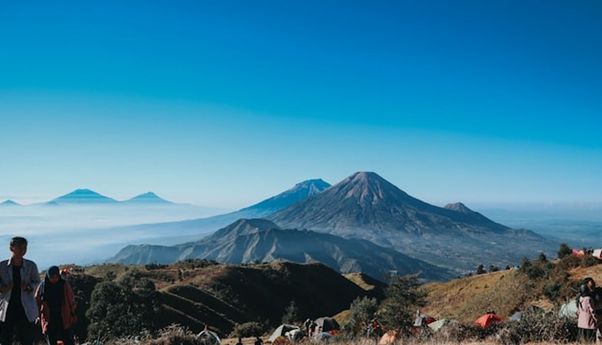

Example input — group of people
[0,237,76,345]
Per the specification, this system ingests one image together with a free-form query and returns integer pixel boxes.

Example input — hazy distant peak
[51,188,117,204]
[0,200,20,206]
[126,191,173,204]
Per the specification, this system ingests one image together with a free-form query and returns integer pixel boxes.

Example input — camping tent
[197,330,221,345]
[475,313,502,329]
[314,317,340,332]
[427,319,449,332]
[559,301,578,318]
[378,330,398,345]
[269,325,300,343]
[413,310,436,327]
[314,332,332,341]
[593,249,602,259]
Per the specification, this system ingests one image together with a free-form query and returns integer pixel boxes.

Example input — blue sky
[0,0,600,208]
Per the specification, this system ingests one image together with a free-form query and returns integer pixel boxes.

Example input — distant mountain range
[112,171,558,275]
[110,218,454,281]
[40,189,176,206]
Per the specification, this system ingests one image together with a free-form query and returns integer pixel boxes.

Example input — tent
[428,319,449,332]
[413,310,436,327]
[510,312,523,322]
[314,332,332,341]
[559,301,578,318]
[378,330,398,345]
[269,325,300,343]
[285,329,304,342]
[572,249,586,257]
[475,313,502,329]
[593,249,602,259]
[314,317,340,332]
[197,330,221,345]
[511,305,544,321]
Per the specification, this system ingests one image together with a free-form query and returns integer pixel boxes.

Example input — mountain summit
[270,171,508,236]
[125,192,173,204]
[50,189,118,205]
[239,179,331,215]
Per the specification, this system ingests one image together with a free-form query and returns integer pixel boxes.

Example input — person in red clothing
[35,266,77,345]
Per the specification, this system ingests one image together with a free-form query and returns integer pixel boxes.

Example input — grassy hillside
[423,259,602,323]
[68,260,374,338]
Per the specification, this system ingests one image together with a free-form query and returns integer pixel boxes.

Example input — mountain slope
[107,179,331,239]
[76,261,375,336]
[268,172,557,271]
[110,219,454,281]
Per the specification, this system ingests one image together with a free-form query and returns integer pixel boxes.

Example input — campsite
[44,245,601,345]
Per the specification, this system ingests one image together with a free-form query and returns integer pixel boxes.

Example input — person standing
[577,277,598,343]
[35,266,77,345]
[0,237,41,345]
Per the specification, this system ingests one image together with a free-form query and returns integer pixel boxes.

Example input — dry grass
[423,269,531,322]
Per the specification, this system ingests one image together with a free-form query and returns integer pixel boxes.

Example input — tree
[377,275,427,334]
[537,252,548,264]
[488,265,500,273]
[476,264,486,275]
[281,300,300,324]
[344,296,379,335]
[558,243,572,259]
[86,271,160,340]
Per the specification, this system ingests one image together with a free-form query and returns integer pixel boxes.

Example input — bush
[281,301,300,324]
[377,274,427,334]
[86,271,161,340]
[580,255,600,267]
[496,310,577,345]
[558,243,572,259]
[344,296,379,335]
[230,322,268,338]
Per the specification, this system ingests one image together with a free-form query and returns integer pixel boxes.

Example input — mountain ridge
[110,218,454,281]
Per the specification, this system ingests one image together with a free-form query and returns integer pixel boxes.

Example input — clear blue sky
[0,1,600,208]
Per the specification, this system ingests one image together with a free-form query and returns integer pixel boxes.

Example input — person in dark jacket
[35,266,76,345]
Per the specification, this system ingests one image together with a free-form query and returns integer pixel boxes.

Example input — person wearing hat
[0,237,41,345]
[35,266,77,345]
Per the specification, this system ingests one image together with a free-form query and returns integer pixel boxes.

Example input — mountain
[0,200,21,207]
[109,218,454,281]
[238,179,331,215]
[268,171,557,271]
[107,179,331,239]
[50,189,118,205]
[123,192,174,205]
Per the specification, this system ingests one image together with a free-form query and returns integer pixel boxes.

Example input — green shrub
[496,310,577,345]
[230,322,268,338]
